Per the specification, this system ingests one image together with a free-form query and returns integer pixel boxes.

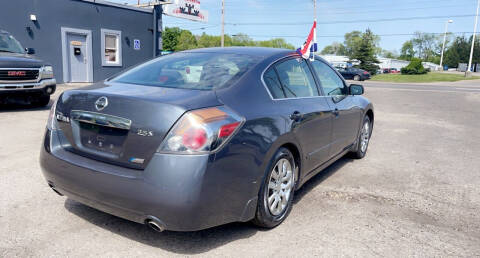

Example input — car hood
[0,52,46,68]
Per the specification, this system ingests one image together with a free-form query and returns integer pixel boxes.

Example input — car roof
[183,47,296,58]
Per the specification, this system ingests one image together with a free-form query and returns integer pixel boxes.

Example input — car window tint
[112,52,261,90]
[263,67,285,99]
[311,60,346,96]
[274,58,318,98]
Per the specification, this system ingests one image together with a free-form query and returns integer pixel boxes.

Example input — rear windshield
[111,52,261,90]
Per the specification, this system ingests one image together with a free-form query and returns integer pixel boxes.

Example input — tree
[411,32,439,62]
[400,40,415,61]
[401,58,427,74]
[444,35,480,68]
[321,42,347,55]
[162,27,182,51]
[257,38,295,49]
[175,30,198,51]
[350,29,380,74]
[380,49,398,59]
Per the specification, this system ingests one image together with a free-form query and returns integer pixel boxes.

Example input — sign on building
[164,0,208,23]
[133,39,141,50]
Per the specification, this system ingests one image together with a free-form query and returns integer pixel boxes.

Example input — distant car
[0,29,56,106]
[337,67,371,81]
[40,47,374,232]
[383,68,399,74]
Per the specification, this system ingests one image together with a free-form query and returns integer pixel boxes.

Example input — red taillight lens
[219,122,241,138]
[182,128,208,150]
[363,71,369,75]
[158,106,244,154]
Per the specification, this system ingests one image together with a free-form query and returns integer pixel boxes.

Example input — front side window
[0,33,24,54]
[101,29,122,66]
[267,58,318,98]
[111,52,260,90]
[311,60,346,96]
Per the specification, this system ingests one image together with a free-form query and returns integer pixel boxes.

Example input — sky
[112,0,480,53]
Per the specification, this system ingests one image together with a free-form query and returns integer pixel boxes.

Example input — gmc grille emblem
[8,71,26,76]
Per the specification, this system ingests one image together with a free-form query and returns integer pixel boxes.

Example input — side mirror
[349,84,364,95]
[25,48,35,55]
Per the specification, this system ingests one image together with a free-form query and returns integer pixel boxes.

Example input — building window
[101,29,122,67]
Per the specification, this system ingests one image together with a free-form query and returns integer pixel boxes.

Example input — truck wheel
[35,95,51,107]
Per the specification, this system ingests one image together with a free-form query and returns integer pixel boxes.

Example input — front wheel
[33,95,50,107]
[351,116,372,159]
[252,148,296,228]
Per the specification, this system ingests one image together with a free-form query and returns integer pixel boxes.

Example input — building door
[67,33,88,82]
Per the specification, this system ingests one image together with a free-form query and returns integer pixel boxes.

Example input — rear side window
[263,67,285,99]
[111,52,261,90]
[263,58,319,99]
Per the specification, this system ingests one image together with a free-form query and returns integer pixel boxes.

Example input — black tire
[351,116,372,159]
[252,147,296,228]
[34,95,50,107]
[353,75,361,81]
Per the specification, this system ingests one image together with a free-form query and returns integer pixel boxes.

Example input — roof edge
[78,0,153,13]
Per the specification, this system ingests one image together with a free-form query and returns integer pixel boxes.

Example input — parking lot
[1,81,480,257]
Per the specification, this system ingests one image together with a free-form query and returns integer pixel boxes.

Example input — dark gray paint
[40,47,374,231]
[0,0,158,83]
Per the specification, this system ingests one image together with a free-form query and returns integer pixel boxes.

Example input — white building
[320,55,442,71]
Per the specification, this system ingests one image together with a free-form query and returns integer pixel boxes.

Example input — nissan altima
[40,47,374,232]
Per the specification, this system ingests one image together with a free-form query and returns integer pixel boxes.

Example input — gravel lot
[1,81,480,257]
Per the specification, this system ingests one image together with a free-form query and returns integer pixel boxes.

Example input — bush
[401,58,428,75]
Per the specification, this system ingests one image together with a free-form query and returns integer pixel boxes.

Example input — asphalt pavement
[1,80,479,257]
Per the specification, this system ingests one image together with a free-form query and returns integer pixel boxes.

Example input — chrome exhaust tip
[145,217,165,232]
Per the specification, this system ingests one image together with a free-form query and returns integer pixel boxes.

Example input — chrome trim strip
[70,110,132,130]
[0,78,56,91]
[0,68,41,70]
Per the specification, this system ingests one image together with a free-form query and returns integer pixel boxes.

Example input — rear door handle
[290,111,303,121]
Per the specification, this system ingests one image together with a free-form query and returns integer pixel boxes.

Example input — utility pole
[440,19,453,71]
[221,0,225,47]
[467,0,480,76]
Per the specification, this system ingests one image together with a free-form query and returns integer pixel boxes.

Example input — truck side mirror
[25,48,35,55]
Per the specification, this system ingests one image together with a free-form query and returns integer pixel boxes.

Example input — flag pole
[311,0,317,61]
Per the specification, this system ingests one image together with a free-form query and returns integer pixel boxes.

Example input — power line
[226,14,478,26]
[237,31,479,39]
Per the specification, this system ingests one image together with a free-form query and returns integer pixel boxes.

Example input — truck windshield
[111,52,261,90]
[0,33,25,54]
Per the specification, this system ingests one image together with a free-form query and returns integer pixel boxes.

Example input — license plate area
[79,122,128,155]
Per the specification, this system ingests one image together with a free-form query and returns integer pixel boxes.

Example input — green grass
[370,72,480,83]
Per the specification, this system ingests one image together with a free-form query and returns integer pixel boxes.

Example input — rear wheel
[252,147,296,228]
[353,75,361,81]
[352,116,372,159]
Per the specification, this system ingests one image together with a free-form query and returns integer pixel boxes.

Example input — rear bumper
[0,78,56,95]
[40,129,258,231]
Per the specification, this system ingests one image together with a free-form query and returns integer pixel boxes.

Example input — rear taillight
[46,99,58,130]
[363,71,369,75]
[157,106,244,154]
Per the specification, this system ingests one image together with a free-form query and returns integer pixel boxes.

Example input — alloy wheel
[267,158,294,216]
[360,121,370,153]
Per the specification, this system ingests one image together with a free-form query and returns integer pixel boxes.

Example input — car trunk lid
[55,82,221,169]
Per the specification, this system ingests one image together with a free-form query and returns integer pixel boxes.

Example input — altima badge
[95,96,108,111]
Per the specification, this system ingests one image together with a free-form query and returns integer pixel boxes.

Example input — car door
[263,57,334,173]
[310,58,363,158]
